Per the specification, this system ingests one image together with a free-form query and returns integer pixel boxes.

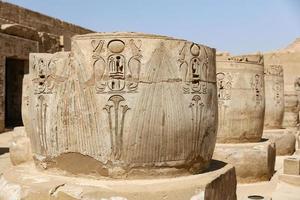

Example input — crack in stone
[49,183,66,196]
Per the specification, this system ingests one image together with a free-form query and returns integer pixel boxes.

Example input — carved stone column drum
[216,54,265,143]
[23,33,218,178]
[264,64,284,129]
[214,54,276,183]
[262,58,296,156]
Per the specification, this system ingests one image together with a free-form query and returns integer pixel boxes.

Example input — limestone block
[37,31,60,53]
[263,55,284,129]
[263,129,295,155]
[0,161,237,200]
[213,140,276,183]
[283,157,300,175]
[24,32,218,178]
[9,126,33,165]
[0,23,39,41]
[279,172,300,186]
[216,54,265,143]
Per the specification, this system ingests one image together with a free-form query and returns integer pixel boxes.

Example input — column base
[295,149,300,155]
[263,129,296,155]
[0,160,237,200]
[279,173,300,186]
[213,140,276,183]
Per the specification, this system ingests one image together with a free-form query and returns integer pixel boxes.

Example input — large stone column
[213,53,276,183]
[0,32,237,200]
[262,54,295,156]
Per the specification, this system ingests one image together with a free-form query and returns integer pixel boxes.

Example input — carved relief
[127,39,142,91]
[227,55,264,65]
[107,54,126,91]
[89,39,142,93]
[25,34,218,178]
[216,72,232,101]
[32,56,67,94]
[190,95,205,149]
[294,77,300,92]
[104,95,130,160]
[36,95,48,154]
[216,72,232,133]
[265,65,283,76]
[90,40,107,92]
[251,74,263,106]
[273,80,282,105]
[178,43,209,94]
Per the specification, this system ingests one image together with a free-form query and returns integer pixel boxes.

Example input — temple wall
[0,1,93,50]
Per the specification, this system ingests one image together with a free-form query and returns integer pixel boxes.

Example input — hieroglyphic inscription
[90,39,142,93]
[251,74,263,106]
[178,43,209,94]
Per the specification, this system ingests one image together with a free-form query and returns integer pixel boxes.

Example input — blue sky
[5,0,300,54]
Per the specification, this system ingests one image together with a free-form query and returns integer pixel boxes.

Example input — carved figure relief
[89,39,142,93]
[36,95,48,154]
[178,43,209,94]
[251,74,263,106]
[103,95,130,160]
[32,56,67,94]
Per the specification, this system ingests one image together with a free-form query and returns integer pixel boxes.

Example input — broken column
[0,32,237,200]
[262,54,295,156]
[213,53,276,183]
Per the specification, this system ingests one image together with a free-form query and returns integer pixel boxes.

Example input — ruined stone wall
[0,1,94,50]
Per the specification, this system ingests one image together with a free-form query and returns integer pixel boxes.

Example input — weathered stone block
[213,140,276,183]
[0,23,39,41]
[263,129,296,155]
[284,157,300,175]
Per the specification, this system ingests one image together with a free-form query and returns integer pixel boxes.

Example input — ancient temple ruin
[1,1,300,200]
[0,32,237,199]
